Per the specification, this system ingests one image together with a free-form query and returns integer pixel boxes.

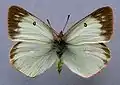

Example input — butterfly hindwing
[63,43,110,78]
[10,42,57,77]
[64,6,113,45]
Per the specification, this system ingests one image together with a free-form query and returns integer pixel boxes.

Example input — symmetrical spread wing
[63,43,110,78]
[64,7,113,45]
[63,6,113,78]
[8,6,57,77]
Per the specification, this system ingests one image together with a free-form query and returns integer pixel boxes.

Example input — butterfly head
[58,31,64,39]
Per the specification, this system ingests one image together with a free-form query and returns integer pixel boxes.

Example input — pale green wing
[63,43,111,78]
[64,7,113,45]
[63,7,113,78]
[8,6,58,77]
[10,42,57,77]
[8,6,56,44]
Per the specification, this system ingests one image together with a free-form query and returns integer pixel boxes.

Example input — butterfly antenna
[46,19,52,27]
[63,15,70,32]
[46,19,58,35]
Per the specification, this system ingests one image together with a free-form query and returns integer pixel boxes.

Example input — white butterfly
[8,6,113,78]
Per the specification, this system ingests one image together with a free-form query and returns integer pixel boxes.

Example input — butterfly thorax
[53,31,67,58]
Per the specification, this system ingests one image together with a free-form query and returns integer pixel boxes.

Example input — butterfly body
[8,6,113,78]
[52,31,67,73]
[53,31,67,58]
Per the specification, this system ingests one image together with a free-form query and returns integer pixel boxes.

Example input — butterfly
[8,5,113,78]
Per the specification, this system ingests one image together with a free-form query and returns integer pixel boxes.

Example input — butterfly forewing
[8,6,54,44]
[64,7,113,45]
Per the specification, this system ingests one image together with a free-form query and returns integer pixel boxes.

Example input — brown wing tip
[8,5,29,15]
[91,6,113,41]
[8,6,29,39]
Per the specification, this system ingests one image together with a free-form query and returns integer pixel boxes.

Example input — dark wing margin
[64,6,113,41]
[63,43,111,78]
[99,43,111,64]
[8,6,58,40]
[91,6,113,41]
[8,6,29,39]
[9,42,22,64]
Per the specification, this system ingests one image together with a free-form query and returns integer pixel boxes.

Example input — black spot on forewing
[84,23,87,27]
[91,6,113,41]
[8,6,29,39]
[33,21,36,26]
